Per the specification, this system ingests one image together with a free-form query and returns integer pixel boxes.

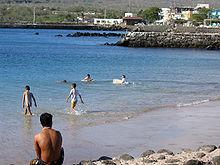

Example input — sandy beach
[63,101,220,164]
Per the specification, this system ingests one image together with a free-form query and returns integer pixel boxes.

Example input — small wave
[177,99,210,108]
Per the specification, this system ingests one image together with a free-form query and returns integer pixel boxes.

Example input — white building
[93,18,123,25]
[195,4,210,10]
[156,8,171,25]
[181,11,193,20]
[124,13,133,17]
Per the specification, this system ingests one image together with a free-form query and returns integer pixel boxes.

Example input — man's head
[71,83,76,89]
[87,74,90,78]
[25,85,30,91]
[40,113,53,128]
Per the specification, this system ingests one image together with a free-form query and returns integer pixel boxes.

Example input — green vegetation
[138,7,161,23]
[0,5,33,23]
[191,8,212,25]
[0,4,125,23]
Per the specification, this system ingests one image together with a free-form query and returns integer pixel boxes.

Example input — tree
[191,8,211,23]
[139,7,161,23]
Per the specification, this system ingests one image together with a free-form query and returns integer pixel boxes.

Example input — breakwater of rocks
[0,23,127,31]
[116,31,220,50]
[76,145,220,165]
[66,32,124,37]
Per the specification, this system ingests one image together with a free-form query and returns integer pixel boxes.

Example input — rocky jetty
[66,32,123,37]
[116,31,220,50]
[0,23,127,31]
[76,145,220,165]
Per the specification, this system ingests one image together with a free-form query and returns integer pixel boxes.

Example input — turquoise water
[0,28,220,164]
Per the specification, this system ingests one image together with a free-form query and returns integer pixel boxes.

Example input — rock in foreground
[90,145,220,165]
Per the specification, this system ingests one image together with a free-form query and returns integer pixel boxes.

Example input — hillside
[0,0,220,11]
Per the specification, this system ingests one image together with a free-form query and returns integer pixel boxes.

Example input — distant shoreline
[0,23,128,31]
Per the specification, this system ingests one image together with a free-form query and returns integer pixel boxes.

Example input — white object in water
[113,79,129,85]
[113,79,123,84]
[81,79,94,82]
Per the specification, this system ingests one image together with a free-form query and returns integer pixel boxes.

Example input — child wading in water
[22,85,37,115]
[66,83,84,112]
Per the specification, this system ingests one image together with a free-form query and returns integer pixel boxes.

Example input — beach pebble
[100,160,116,165]
[157,149,174,155]
[212,156,220,165]
[196,152,206,158]
[140,150,155,157]
[165,158,180,163]
[184,160,204,165]
[79,160,94,165]
[142,158,157,163]
[158,155,166,160]
[119,154,134,161]
[197,145,217,153]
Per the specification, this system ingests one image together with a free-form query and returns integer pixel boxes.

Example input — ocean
[0,28,220,164]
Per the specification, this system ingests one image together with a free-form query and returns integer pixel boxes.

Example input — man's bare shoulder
[34,133,41,142]
[52,129,62,137]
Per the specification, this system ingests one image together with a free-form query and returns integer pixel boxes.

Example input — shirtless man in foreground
[30,113,64,165]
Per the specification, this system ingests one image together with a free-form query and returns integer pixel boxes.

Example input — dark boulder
[55,34,63,37]
[141,150,155,157]
[184,160,204,165]
[158,155,166,160]
[98,156,112,161]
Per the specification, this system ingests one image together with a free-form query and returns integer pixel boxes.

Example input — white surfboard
[113,79,129,85]
[113,79,123,84]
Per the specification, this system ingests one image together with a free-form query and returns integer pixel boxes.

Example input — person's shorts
[71,100,77,109]
[30,158,46,165]
[30,148,64,165]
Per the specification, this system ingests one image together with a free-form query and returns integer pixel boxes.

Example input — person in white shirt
[66,83,84,111]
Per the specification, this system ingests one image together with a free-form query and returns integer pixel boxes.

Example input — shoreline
[65,100,220,164]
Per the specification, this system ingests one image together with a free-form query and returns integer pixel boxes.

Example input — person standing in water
[22,85,37,115]
[66,83,84,111]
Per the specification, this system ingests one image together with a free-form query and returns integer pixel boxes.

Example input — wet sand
[63,101,220,164]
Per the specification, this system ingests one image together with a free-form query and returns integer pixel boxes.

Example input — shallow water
[0,28,220,164]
